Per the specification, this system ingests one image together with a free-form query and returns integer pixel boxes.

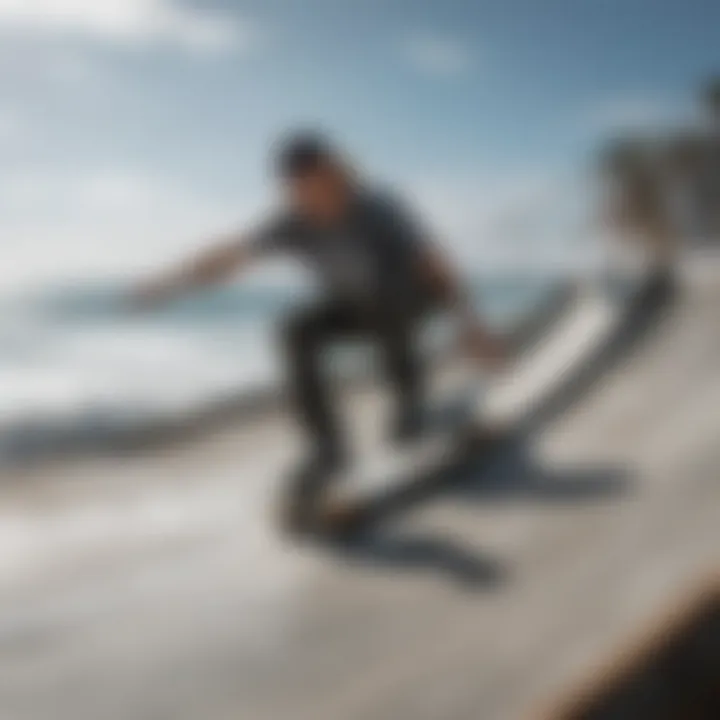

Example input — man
[135,132,503,523]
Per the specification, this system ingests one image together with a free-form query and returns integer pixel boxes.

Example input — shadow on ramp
[328,530,506,590]
[315,448,628,588]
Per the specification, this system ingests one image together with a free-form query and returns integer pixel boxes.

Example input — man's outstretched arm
[132,232,254,309]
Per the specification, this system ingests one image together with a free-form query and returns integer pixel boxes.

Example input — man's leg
[374,307,427,443]
[281,302,359,504]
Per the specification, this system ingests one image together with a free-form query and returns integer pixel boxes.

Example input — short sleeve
[369,191,430,257]
[247,212,299,258]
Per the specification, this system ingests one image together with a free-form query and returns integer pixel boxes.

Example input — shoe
[316,498,365,538]
[456,423,511,456]
[279,445,347,535]
[391,405,425,445]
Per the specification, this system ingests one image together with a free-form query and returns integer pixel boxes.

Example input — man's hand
[460,323,509,371]
[418,245,509,370]
[128,234,250,312]
[129,276,183,312]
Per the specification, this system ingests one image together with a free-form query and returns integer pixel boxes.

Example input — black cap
[274,131,335,180]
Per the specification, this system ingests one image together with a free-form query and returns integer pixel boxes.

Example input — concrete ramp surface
[0,268,718,720]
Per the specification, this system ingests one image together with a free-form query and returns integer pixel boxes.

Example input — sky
[0,0,718,290]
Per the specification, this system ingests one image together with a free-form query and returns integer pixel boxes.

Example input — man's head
[274,131,354,222]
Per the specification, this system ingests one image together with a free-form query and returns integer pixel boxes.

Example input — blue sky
[0,0,718,288]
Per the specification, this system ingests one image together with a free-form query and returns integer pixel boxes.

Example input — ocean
[0,277,555,464]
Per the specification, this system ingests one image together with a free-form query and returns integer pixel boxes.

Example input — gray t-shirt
[251,189,431,310]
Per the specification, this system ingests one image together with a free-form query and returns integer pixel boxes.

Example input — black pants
[281,299,426,456]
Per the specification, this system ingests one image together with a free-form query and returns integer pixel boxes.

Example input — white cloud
[0,165,256,291]
[0,160,602,293]
[402,33,474,77]
[0,0,257,54]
